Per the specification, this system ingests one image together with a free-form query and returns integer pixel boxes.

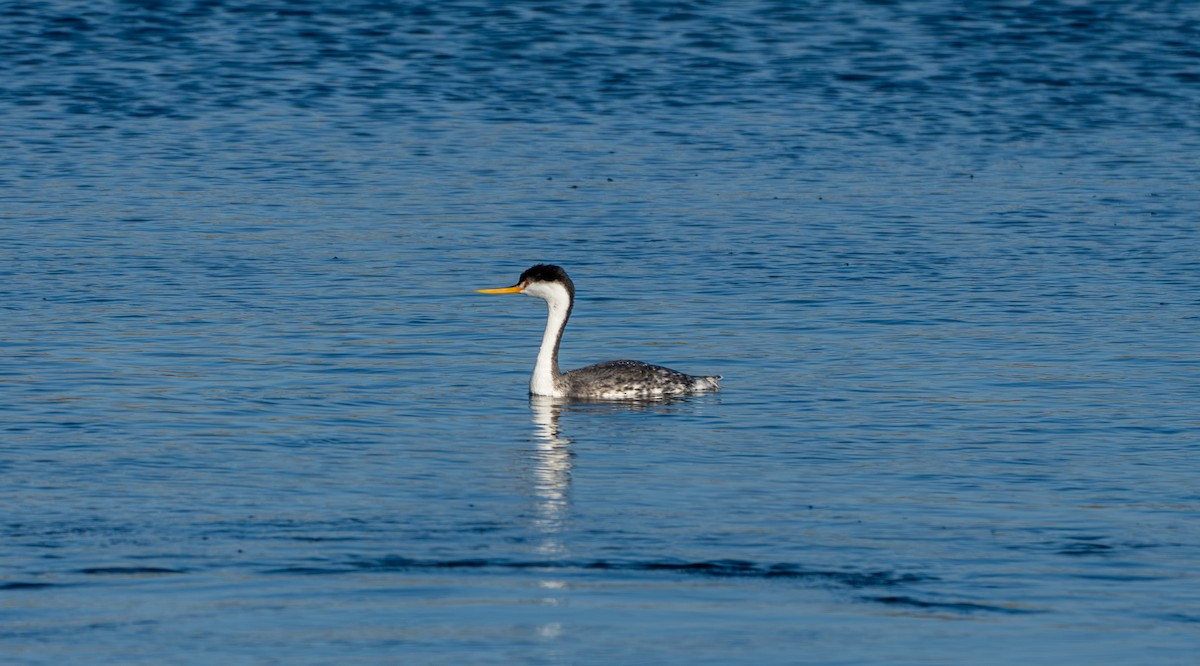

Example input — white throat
[526,281,572,397]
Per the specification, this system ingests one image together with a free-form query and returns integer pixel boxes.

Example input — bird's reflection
[524,394,719,633]
[529,396,573,556]
[527,397,574,630]
[525,394,711,556]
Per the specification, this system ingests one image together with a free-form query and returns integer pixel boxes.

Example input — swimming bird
[477,264,722,399]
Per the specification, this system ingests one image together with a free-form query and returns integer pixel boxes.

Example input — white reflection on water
[529,397,574,632]
[529,396,574,557]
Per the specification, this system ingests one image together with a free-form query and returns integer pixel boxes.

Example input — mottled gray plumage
[560,359,722,399]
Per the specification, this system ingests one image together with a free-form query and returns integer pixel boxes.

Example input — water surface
[3,1,1199,664]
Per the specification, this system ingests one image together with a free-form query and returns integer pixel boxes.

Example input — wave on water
[267,555,928,588]
[23,557,1044,616]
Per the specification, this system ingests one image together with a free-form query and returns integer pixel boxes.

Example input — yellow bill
[476,283,525,295]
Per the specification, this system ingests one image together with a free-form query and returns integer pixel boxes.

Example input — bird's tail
[697,375,722,391]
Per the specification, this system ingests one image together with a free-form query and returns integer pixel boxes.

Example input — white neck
[528,282,572,397]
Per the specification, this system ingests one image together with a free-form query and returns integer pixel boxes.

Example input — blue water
[3,1,1199,664]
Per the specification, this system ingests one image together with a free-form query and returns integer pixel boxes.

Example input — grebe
[477,264,722,399]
